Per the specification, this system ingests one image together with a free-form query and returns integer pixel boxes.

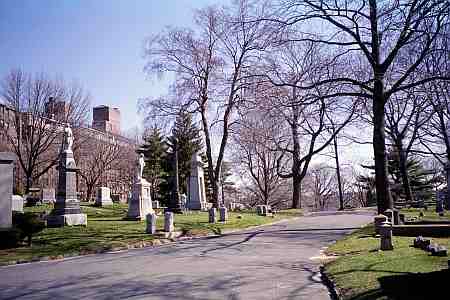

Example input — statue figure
[136,153,145,181]
[63,123,74,152]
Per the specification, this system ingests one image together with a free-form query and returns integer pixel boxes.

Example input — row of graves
[1,126,255,245]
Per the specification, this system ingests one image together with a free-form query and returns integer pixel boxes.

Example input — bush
[13,212,45,246]
[0,228,22,249]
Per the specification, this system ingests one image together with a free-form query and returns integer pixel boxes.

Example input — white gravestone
[95,187,113,206]
[0,153,15,229]
[164,212,174,232]
[12,195,24,212]
[41,188,55,204]
[127,154,153,220]
[146,213,157,234]
[187,152,208,210]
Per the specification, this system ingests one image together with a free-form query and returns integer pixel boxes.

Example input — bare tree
[77,131,128,201]
[266,0,450,213]
[303,164,337,211]
[234,108,282,206]
[0,69,90,192]
[143,1,270,206]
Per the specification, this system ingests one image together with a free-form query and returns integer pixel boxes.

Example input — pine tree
[142,126,168,202]
[167,111,203,194]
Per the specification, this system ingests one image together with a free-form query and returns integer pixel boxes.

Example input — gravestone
[392,209,400,225]
[380,221,393,251]
[180,193,187,210]
[187,152,208,210]
[0,152,15,229]
[152,200,160,209]
[11,195,24,212]
[41,188,55,204]
[374,214,388,235]
[47,125,87,227]
[164,212,174,232]
[383,209,394,223]
[436,192,445,214]
[146,213,157,234]
[208,207,217,223]
[95,187,113,206]
[127,154,153,220]
[256,205,264,216]
[219,207,228,222]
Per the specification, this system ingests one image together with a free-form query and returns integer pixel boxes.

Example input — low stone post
[374,214,388,235]
[208,207,217,223]
[383,209,393,223]
[219,207,228,222]
[392,209,400,225]
[380,221,393,251]
[146,213,157,234]
[164,212,174,232]
[399,213,405,225]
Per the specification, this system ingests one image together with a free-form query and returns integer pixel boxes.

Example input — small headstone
[11,195,24,212]
[208,207,217,223]
[146,213,157,234]
[380,221,393,251]
[374,214,388,234]
[256,205,263,216]
[219,207,228,222]
[399,213,405,224]
[95,187,113,206]
[436,197,444,214]
[392,209,399,225]
[152,200,160,209]
[164,212,174,232]
[41,188,55,204]
[427,243,438,253]
[383,209,394,223]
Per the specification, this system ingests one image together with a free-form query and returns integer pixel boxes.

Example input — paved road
[0,212,373,300]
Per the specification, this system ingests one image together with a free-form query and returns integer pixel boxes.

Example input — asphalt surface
[0,212,373,300]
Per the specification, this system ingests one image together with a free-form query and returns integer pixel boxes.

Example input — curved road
[0,212,373,300]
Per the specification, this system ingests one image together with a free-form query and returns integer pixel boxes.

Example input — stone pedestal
[146,213,157,234]
[187,152,208,210]
[41,188,55,204]
[164,212,174,232]
[380,221,393,251]
[219,207,228,222]
[47,150,87,227]
[209,207,217,223]
[95,187,113,206]
[126,179,153,220]
[374,214,388,235]
[0,152,15,229]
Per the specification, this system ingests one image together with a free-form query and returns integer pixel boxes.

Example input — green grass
[399,206,450,221]
[0,204,302,265]
[325,225,450,300]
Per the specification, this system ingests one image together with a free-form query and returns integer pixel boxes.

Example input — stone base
[95,199,114,207]
[47,213,87,227]
[154,231,182,239]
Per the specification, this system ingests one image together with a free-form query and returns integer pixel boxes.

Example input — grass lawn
[0,204,301,266]
[399,206,450,221]
[324,223,450,300]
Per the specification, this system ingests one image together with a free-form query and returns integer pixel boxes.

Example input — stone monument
[126,153,153,220]
[187,152,208,210]
[47,124,87,227]
[95,187,113,206]
[12,195,24,212]
[146,212,157,234]
[41,188,55,204]
[0,152,15,229]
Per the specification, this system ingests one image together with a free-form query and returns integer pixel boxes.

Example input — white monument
[187,152,208,210]
[126,153,153,220]
[95,187,113,206]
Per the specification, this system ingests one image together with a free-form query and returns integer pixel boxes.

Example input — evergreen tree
[167,111,203,194]
[142,126,168,202]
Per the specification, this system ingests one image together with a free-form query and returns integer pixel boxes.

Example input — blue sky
[0,0,221,133]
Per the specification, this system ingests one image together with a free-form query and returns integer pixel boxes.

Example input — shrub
[0,228,22,249]
[13,212,45,246]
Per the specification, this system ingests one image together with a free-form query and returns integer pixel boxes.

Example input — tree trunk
[25,175,32,194]
[334,135,344,210]
[292,174,302,209]
[397,143,414,203]
[373,97,392,214]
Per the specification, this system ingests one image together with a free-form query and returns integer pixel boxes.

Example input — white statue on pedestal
[63,123,73,152]
[136,153,145,181]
